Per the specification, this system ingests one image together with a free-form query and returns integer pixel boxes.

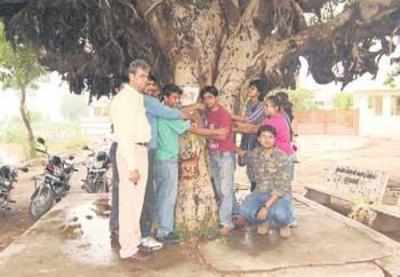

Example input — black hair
[275,91,289,102]
[249,79,268,101]
[275,91,294,123]
[265,95,281,109]
[200,85,218,99]
[148,73,158,83]
[162,84,183,97]
[257,125,277,138]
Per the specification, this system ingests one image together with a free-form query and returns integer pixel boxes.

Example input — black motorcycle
[0,164,28,211]
[81,146,110,193]
[29,137,78,220]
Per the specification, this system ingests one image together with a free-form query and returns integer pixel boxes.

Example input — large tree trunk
[137,1,227,237]
[136,0,303,237]
[19,86,35,158]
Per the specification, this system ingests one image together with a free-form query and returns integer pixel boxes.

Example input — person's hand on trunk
[129,169,140,185]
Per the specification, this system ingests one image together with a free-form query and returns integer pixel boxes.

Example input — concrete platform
[0,192,399,276]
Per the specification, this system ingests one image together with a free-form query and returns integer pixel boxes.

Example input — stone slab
[199,198,394,272]
[251,263,384,277]
[1,193,399,276]
[0,194,216,277]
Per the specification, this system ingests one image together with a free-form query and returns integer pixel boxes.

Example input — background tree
[1,0,400,236]
[334,92,354,110]
[288,88,320,112]
[0,22,46,158]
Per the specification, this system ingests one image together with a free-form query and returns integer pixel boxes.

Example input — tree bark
[19,86,35,158]
[137,1,229,237]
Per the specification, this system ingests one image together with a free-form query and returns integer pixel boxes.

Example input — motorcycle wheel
[29,185,55,221]
[94,177,107,193]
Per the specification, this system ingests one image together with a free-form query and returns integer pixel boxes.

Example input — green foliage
[0,117,89,160]
[287,88,320,112]
[1,21,47,158]
[0,22,46,91]
[333,92,354,110]
[384,65,399,89]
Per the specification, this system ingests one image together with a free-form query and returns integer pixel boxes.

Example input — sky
[0,72,90,122]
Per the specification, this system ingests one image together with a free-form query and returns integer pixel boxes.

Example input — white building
[354,89,400,138]
[80,97,112,141]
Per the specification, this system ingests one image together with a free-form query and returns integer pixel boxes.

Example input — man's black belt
[136,142,148,147]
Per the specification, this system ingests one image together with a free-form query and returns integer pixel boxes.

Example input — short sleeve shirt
[205,105,236,153]
[155,118,191,161]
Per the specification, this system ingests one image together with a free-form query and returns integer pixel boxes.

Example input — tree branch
[144,0,165,18]
[251,0,400,90]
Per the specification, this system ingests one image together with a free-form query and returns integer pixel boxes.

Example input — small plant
[287,88,320,112]
[334,92,354,110]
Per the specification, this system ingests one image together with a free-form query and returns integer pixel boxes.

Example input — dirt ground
[0,153,86,252]
[1,135,399,253]
[294,135,400,192]
[0,166,40,251]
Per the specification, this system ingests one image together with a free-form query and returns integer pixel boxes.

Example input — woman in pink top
[262,95,294,156]
[234,95,293,156]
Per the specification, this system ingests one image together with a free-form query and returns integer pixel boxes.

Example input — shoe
[140,237,163,251]
[289,219,298,228]
[256,223,270,235]
[233,215,247,229]
[279,225,291,239]
[156,232,180,245]
[219,225,234,236]
[125,250,151,262]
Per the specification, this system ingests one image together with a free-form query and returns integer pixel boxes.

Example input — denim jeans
[239,192,293,228]
[209,152,238,228]
[288,154,296,224]
[154,159,179,238]
[140,149,156,237]
[109,142,119,232]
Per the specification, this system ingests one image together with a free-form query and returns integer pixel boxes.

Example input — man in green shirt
[154,84,191,242]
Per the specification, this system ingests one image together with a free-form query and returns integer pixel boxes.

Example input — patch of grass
[0,119,89,160]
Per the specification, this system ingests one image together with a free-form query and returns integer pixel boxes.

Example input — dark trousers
[109,142,119,232]
[140,149,155,237]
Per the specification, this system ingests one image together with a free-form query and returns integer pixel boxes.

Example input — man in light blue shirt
[109,74,187,251]
[140,75,187,250]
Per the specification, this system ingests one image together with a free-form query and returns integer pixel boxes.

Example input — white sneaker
[289,219,298,228]
[140,236,163,251]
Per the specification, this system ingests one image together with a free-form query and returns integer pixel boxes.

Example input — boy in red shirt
[191,86,238,235]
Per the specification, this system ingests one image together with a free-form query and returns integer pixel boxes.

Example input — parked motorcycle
[0,163,28,210]
[81,146,110,193]
[29,137,78,220]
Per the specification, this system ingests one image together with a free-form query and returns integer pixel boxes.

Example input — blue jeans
[209,152,238,228]
[154,159,179,238]
[240,192,293,228]
[288,154,296,224]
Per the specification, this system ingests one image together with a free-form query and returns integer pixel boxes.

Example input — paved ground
[1,135,400,276]
[0,192,399,276]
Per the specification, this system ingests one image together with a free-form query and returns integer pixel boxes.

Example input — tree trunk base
[176,133,218,239]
